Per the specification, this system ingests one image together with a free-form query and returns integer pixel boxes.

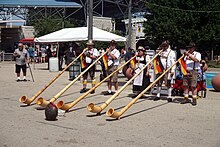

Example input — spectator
[28,45,34,63]
[13,43,30,82]
[40,45,47,63]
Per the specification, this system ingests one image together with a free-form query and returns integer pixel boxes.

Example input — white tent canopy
[34,27,127,42]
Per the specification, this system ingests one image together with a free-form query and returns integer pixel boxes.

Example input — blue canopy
[0,0,81,8]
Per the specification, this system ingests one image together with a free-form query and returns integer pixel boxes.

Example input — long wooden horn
[57,55,137,111]
[106,53,186,119]
[87,49,163,114]
[19,49,87,105]
[36,51,108,107]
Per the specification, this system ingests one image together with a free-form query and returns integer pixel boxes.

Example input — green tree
[144,0,220,50]
[27,16,83,37]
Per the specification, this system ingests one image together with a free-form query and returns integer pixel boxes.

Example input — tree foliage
[27,16,83,37]
[144,0,220,50]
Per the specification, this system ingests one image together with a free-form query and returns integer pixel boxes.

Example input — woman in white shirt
[132,46,151,97]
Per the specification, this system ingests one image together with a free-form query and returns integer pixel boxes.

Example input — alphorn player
[153,41,176,102]
[104,40,120,95]
[181,42,201,106]
[132,46,151,97]
[80,40,99,94]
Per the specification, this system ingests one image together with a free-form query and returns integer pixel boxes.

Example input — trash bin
[69,59,81,80]
[49,57,59,72]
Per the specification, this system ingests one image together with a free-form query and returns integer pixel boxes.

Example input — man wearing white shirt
[181,42,201,106]
[80,40,99,94]
[104,40,120,95]
[154,41,176,102]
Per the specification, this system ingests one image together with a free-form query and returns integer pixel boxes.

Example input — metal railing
[0,51,14,62]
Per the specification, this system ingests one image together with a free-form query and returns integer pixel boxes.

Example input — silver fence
[0,51,14,62]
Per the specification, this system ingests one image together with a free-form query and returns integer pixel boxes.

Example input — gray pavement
[0,61,220,147]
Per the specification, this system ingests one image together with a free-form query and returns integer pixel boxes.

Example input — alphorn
[57,55,137,111]
[36,51,108,107]
[106,53,187,119]
[19,49,87,105]
[87,49,163,114]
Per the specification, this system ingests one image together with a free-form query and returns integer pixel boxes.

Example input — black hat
[186,42,196,48]
[109,40,116,45]
[160,41,169,47]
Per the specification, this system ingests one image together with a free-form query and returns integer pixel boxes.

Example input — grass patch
[207,61,220,68]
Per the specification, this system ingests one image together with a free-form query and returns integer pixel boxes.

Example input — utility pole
[88,0,93,40]
[62,8,65,28]
[127,0,132,49]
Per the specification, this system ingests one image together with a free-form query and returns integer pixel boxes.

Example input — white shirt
[159,47,176,73]
[133,55,150,86]
[135,55,150,69]
[108,48,120,66]
[85,48,99,64]
[184,51,201,70]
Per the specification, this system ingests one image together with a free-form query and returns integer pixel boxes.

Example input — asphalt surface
[0,61,220,147]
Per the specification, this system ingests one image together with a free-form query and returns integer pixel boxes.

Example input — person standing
[40,45,47,63]
[132,46,151,97]
[181,42,201,106]
[80,40,99,94]
[119,47,126,74]
[123,47,135,77]
[153,41,176,102]
[28,45,34,63]
[13,43,30,82]
[58,44,65,70]
[104,40,120,95]
[124,47,134,62]
[99,48,107,81]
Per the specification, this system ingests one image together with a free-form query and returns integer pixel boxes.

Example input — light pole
[127,0,132,49]
[88,0,93,40]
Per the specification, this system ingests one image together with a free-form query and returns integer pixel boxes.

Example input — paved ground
[0,61,220,147]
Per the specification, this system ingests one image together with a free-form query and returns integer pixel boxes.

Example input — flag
[102,54,108,70]
[153,56,164,74]
[80,55,86,69]
[179,58,187,75]
[130,58,136,68]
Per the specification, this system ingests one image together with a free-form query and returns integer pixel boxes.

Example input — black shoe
[80,88,87,93]
[90,90,95,94]
[167,98,172,102]
[104,92,113,95]
[192,99,197,106]
[180,98,190,104]
[16,79,21,82]
[153,97,160,101]
[23,79,27,82]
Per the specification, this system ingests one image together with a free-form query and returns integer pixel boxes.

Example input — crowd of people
[13,40,207,106]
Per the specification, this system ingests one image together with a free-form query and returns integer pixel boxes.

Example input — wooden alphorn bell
[106,53,187,119]
[36,51,108,107]
[19,49,88,105]
[56,55,137,111]
[87,49,163,115]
